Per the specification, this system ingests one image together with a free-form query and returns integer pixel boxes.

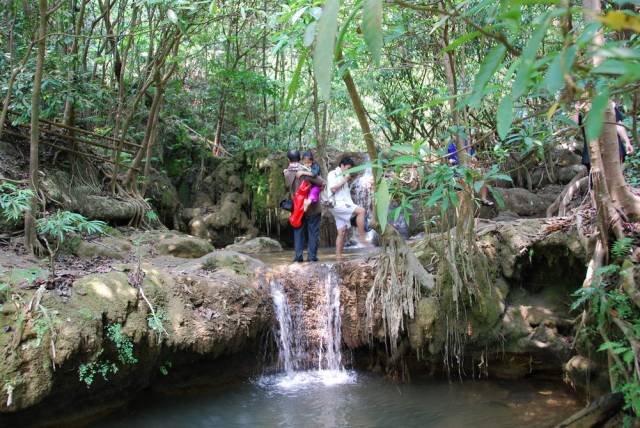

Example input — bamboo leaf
[376,178,390,233]
[285,50,309,108]
[444,31,481,53]
[497,94,513,139]
[585,87,610,143]
[543,54,563,94]
[362,0,383,65]
[313,0,340,101]
[468,45,506,108]
[303,22,317,47]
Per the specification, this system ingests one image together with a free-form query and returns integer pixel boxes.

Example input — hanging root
[546,170,588,217]
[365,227,434,358]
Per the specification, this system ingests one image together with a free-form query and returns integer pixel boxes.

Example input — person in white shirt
[327,156,368,258]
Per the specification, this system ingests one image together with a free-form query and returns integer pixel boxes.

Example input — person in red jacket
[283,150,325,262]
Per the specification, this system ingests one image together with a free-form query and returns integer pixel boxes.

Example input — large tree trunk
[25,0,48,254]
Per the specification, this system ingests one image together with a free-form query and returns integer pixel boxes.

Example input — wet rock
[407,298,439,351]
[563,356,609,398]
[556,392,624,428]
[225,237,282,254]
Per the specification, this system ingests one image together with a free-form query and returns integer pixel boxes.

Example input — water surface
[94,372,580,428]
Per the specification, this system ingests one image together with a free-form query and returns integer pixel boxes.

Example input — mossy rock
[71,237,132,260]
[225,237,282,254]
[155,234,213,258]
[199,250,264,277]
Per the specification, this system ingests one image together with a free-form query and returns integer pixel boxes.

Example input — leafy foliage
[0,182,33,222]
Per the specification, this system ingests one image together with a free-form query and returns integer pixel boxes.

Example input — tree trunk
[25,0,48,254]
[62,0,88,129]
[337,50,378,162]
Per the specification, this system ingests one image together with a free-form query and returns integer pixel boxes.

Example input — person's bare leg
[336,227,346,260]
[354,207,368,244]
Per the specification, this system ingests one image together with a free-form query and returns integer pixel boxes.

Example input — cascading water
[264,264,354,389]
[350,156,377,246]
[318,267,342,371]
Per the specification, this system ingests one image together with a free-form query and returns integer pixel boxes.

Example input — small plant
[159,360,172,376]
[612,237,634,259]
[78,323,138,387]
[36,210,106,275]
[145,210,159,222]
[106,323,138,365]
[147,308,168,339]
[78,350,118,387]
[0,182,33,222]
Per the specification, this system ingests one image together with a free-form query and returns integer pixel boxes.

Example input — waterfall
[270,280,296,373]
[266,264,354,388]
[318,267,342,371]
[351,158,374,222]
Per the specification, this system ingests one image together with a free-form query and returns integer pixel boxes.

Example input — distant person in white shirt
[327,156,369,259]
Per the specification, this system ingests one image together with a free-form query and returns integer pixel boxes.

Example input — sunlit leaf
[468,45,506,108]
[375,178,390,233]
[303,22,317,47]
[362,0,383,65]
[167,9,178,24]
[585,86,610,143]
[598,10,640,33]
[497,94,513,140]
[285,50,308,108]
[313,0,340,101]
[444,31,481,53]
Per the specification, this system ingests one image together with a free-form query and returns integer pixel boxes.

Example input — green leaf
[497,94,513,140]
[512,15,550,99]
[489,187,505,209]
[375,178,390,233]
[285,50,308,108]
[313,0,340,101]
[585,87,610,143]
[543,54,563,94]
[444,31,481,53]
[468,45,506,108]
[362,0,383,65]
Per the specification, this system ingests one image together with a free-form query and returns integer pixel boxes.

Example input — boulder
[196,250,265,276]
[225,237,282,254]
[155,233,213,258]
[496,187,549,217]
[558,164,587,184]
[72,237,132,260]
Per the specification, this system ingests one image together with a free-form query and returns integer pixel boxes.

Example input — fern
[612,237,634,258]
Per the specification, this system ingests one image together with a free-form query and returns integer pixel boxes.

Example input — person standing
[283,149,324,262]
[327,156,369,259]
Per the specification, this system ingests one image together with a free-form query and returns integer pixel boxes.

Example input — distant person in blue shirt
[446,140,493,206]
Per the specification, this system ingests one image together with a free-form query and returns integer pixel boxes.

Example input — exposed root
[365,227,434,358]
[546,170,588,217]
